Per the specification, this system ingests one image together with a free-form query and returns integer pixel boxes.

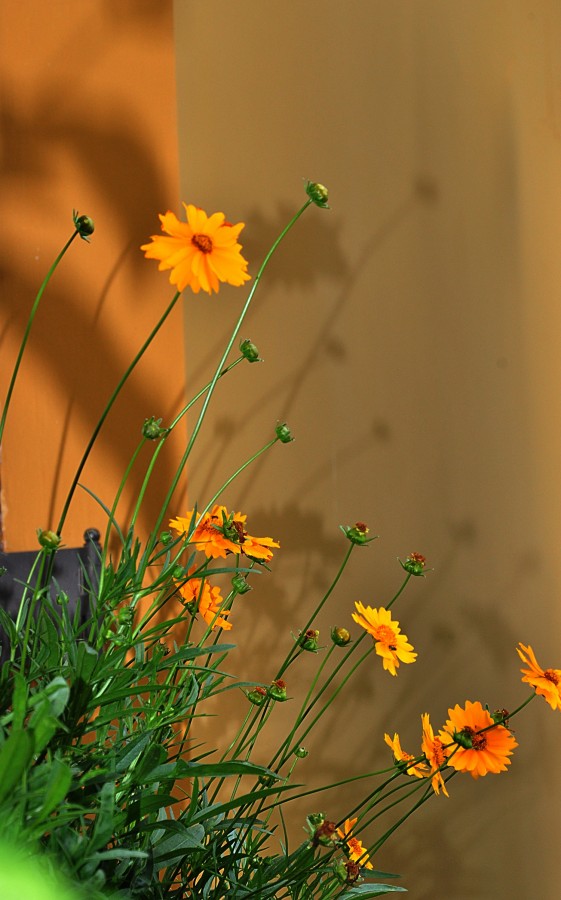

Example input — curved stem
[128,356,245,535]
[275,543,356,680]
[140,199,313,564]
[55,290,181,536]
[0,230,80,445]
[386,572,411,609]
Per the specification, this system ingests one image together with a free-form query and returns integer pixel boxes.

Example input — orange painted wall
[0,1,185,553]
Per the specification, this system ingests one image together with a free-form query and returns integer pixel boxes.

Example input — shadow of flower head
[243,202,350,289]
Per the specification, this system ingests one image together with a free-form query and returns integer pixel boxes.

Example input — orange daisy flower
[177,572,231,631]
[336,818,373,870]
[384,732,429,779]
[421,713,449,797]
[439,700,517,779]
[141,204,250,295]
[517,642,561,711]
[170,506,242,559]
[351,603,417,675]
[169,505,280,563]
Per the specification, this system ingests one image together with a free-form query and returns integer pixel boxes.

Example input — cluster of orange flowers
[145,205,560,872]
[169,504,279,630]
[382,644,561,790]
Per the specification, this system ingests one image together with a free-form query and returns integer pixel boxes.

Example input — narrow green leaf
[338,884,407,898]
[115,733,151,773]
[0,729,34,802]
[74,641,99,680]
[36,610,61,668]
[89,781,116,852]
[152,823,205,868]
[179,759,279,778]
[36,757,73,819]
[12,673,28,729]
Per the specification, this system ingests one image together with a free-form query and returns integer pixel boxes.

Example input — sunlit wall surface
[174,3,561,897]
[0,1,184,551]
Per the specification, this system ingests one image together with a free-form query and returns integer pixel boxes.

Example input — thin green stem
[139,199,314,568]
[55,290,181,536]
[278,645,374,768]
[19,551,50,672]
[275,543,356,680]
[386,572,411,609]
[369,771,457,856]
[128,357,245,535]
[277,643,337,765]
[0,229,80,445]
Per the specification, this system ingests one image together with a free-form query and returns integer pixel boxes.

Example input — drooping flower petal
[517,643,561,711]
[351,603,416,675]
[384,732,429,779]
[421,713,450,797]
[336,818,374,870]
[177,570,231,631]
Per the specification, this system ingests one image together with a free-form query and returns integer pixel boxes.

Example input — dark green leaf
[115,733,151,773]
[338,884,407,898]
[151,823,205,868]
[36,757,73,819]
[0,729,34,802]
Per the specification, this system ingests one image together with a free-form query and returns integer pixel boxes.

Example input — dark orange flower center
[375,624,397,647]
[192,233,213,253]
[345,861,361,884]
[461,726,487,751]
[544,668,559,684]
[432,738,446,765]
[407,552,426,566]
[347,837,363,855]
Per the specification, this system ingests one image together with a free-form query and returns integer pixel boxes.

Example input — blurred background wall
[1,1,560,897]
[174,2,561,898]
[0,1,185,552]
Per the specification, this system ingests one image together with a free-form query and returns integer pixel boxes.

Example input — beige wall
[174,2,561,897]
[0,1,185,552]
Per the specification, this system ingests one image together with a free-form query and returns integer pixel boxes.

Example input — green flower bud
[305,180,330,209]
[239,338,262,363]
[257,773,276,787]
[37,529,61,551]
[268,678,288,702]
[399,552,429,576]
[306,813,325,833]
[492,708,510,727]
[276,422,294,443]
[247,686,268,706]
[298,629,319,652]
[333,860,348,884]
[294,746,309,758]
[343,861,361,885]
[314,820,337,847]
[331,626,351,647]
[159,531,172,545]
[340,522,377,546]
[172,566,185,580]
[142,416,168,440]
[117,606,134,626]
[73,210,95,241]
[232,573,252,594]
[453,729,474,749]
